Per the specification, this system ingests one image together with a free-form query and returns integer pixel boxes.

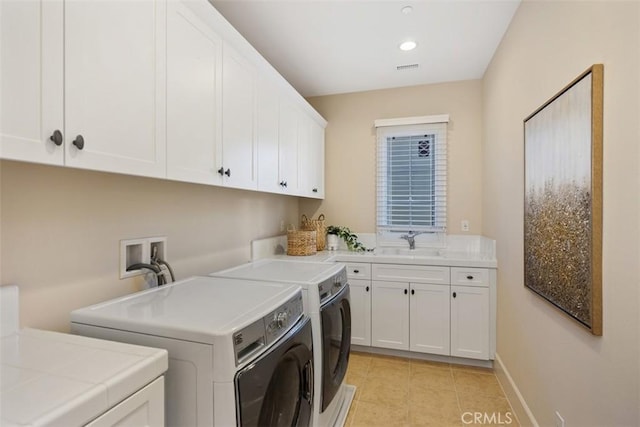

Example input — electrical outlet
[461,220,470,232]
[555,411,565,427]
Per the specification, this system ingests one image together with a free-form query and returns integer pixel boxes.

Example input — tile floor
[344,352,519,427]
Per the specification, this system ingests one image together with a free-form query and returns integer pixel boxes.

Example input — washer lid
[211,259,345,287]
[70,276,301,344]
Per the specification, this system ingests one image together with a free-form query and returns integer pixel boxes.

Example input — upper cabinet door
[64,0,167,178]
[298,116,325,198]
[278,98,299,194]
[0,0,64,164]
[166,0,222,185]
[221,42,258,190]
[257,77,282,194]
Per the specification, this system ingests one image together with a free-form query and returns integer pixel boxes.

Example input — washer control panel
[232,289,304,365]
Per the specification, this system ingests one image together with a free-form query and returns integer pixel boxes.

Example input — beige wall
[301,80,483,235]
[0,160,298,332]
[483,1,639,426]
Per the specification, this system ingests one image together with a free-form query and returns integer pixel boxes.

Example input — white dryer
[211,259,354,427]
[71,276,313,427]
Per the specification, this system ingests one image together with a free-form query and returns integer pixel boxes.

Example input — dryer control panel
[318,266,348,306]
[232,290,304,366]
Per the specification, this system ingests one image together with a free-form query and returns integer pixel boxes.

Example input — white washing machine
[211,259,354,427]
[71,276,314,427]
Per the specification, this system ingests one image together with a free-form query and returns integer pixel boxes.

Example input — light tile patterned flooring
[344,352,519,427]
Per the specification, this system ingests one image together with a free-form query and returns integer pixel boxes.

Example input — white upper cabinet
[1,0,167,177]
[1,0,64,164]
[277,97,301,194]
[257,77,282,194]
[298,116,325,198]
[221,42,258,190]
[166,0,222,185]
[1,0,324,197]
[64,0,167,177]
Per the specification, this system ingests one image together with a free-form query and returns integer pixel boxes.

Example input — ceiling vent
[396,63,419,71]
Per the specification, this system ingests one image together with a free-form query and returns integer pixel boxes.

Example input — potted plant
[326,225,367,252]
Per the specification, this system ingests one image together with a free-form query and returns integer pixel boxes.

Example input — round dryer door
[235,317,313,427]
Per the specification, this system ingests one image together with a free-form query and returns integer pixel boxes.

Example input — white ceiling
[210,0,521,97]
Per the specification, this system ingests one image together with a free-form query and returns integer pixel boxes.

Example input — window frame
[374,115,448,242]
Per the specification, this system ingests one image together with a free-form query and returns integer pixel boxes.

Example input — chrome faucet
[400,231,424,250]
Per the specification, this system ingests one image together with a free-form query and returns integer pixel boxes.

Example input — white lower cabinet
[450,285,490,360]
[371,281,450,355]
[86,376,165,427]
[349,278,372,346]
[365,263,495,361]
[371,280,409,350]
[409,283,450,355]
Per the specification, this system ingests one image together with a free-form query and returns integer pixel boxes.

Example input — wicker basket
[287,226,317,256]
[301,214,326,251]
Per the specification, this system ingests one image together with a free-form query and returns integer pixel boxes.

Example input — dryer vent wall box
[120,236,167,279]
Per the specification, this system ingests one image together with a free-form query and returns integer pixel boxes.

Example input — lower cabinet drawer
[345,262,371,280]
[450,267,489,287]
[372,264,450,284]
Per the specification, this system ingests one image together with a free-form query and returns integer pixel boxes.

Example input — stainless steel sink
[373,247,444,257]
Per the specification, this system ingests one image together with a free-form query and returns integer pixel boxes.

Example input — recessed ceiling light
[399,40,417,51]
[401,6,413,15]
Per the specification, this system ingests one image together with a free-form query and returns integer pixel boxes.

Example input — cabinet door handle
[224,168,231,177]
[312,188,318,193]
[353,269,359,274]
[72,135,84,150]
[411,289,415,295]
[453,292,457,298]
[218,167,224,176]
[365,286,369,292]
[466,275,474,280]
[404,289,408,295]
[283,181,287,187]
[50,130,63,146]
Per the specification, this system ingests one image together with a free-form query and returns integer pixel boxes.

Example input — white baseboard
[494,353,539,427]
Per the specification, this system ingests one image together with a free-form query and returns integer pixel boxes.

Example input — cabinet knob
[218,167,224,176]
[466,275,474,280]
[72,135,84,150]
[49,130,63,146]
[411,289,415,295]
[312,188,318,193]
[365,286,369,292]
[453,292,457,298]
[404,289,408,295]
[279,181,288,188]
[224,168,231,177]
[353,269,359,274]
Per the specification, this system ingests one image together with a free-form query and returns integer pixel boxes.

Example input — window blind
[375,120,447,233]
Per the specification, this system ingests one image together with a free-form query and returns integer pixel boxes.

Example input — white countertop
[1,328,168,427]
[252,234,498,268]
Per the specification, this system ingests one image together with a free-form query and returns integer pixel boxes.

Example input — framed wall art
[523,64,603,336]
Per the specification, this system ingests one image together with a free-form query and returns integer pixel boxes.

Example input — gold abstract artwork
[523,64,603,335]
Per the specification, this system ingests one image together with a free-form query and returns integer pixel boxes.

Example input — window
[375,115,448,234]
